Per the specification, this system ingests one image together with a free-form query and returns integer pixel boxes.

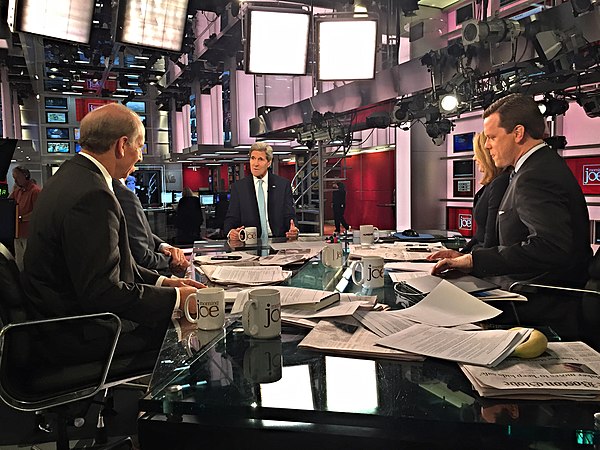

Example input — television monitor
[46,127,69,139]
[173,191,183,202]
[75,143,82,153]
[47,142,70,153]
[453,132,475,153]
[126,101,146,114]
[161,192,173,204]
[453,160,474,178]
[44,97,68,109]
[200,194,215,206]
[74,127,80,140]
[453,179,474,197]
[46,111,68,124]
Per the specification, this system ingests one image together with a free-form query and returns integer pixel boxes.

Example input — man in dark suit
[113,173,188,276]
[22,103,203,358]
[224,142,298,241]
[432,94,591,336]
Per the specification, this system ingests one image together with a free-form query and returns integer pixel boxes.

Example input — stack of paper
[298,320,425,362]
[200,265,291,286]
[349,242,445,261]
[460,341,600,400]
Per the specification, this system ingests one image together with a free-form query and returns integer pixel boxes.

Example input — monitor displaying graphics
[44,97,68,109]
[173,191,183,202]
[200,194,215,206]
[74,127,80,140]
[75,143,82,153]
[453,132,475,153]
[161,192,173,204]
[47,142,70,153]
[565,156,600,195]
[453,159,474,178]
[447,206,475,237]
[126,101,146,114]
[46,127,69,139]
[46,111,68,124]
[453,179,474,197]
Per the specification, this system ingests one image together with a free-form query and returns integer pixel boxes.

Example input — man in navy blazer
[431,94,591,337]
[224,142,298,241]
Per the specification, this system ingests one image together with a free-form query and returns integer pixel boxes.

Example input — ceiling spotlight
[425,119,454,145]
[461,18,523,46]
[398,0,419,16]
[392,101,411,123]
[440,94,460,113]
[577,94,600,118]
[537,97,569,116]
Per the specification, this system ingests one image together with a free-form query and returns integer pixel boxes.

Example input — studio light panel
[246,9,310,76]
[317,18,378,81]
[117,0,189,52]
[8,0,94,44]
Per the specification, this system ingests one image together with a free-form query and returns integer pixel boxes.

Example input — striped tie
[257,179,268,243]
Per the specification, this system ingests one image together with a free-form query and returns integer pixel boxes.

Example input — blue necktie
[257,179,268,243]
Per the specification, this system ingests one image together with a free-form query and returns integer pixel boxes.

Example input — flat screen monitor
[46,111,68,124]
[200,194,215,206]
[46,127,69,139]
[74,127,80,140]
[44,97,68,109]
[453,160,474,178]
[173,191,183,202]
[161,192,173,204]
[47,142,70,153]
[126,101,146,114]
[453,179,474,197]
[453,132,475,153]
[75,143,82,153]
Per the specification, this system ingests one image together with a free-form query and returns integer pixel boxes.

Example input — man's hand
[163,245,188,266]
[228,226,244,241]
[285,219,299,240]
[426,249,463,261]
[431,254,473,275]
[162,277,205,289]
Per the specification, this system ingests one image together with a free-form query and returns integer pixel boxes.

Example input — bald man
[22,103,203,361]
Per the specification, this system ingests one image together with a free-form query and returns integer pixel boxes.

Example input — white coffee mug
[184,288,225,330]
[239,226,258,245]
[242,288,281,339]
[243,339,283,384]
[360,225,380,245]
[351,256,385,289]
[352,229,361,243]
[322,243,343,268]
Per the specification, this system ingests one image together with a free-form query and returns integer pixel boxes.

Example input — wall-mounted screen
[44,97,68,109]
[46,127,69,139]
[47,142,70,153]
[565,156,600,195]
[453,132,475,153]
[74,127,80,140]
[75,143,82,153]
[200,194,215,206]
[46,111,68,124]
[173,191,183,202]
[453,179,474,197]
[126,101,146,114]
[447,206,475,237]
[453,159,474,178]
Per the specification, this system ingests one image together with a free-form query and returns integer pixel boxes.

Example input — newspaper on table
[298,320,425,361]
[194,251,260,265]
[377,323,532,367]
[349,242,445,261]
[460,341,600,400]
[199,265,291,286]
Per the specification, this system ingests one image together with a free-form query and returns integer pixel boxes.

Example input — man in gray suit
[431,94,591,337]
[22,103,203,356]
[113,172,188,276]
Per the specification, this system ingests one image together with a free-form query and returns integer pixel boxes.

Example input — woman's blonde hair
[474,132,501,185]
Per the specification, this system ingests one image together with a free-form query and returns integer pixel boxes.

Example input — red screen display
[447,206,476,237]
[565,156,600,195]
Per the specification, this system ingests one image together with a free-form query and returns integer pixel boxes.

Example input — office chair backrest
[582,248,600,348]
[0,243,29,327]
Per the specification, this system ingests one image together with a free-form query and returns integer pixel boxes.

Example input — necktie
[257,179,268,243]
[509,169,516,183]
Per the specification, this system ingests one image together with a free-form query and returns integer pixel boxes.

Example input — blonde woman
[429,132,510,259]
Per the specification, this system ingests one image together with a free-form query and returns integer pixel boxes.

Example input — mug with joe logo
[243,338,283,384]
[239,226,258,245]
[351,256,385,289]
[242,288,281,339]
[184,288,225,330]
[359,225,380,245]
[322,243,343,268]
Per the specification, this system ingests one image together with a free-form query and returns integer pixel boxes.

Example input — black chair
[0,243,152,449]
[509,249,600,350]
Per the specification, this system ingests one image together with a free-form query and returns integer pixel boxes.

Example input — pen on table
[211,255,242,260]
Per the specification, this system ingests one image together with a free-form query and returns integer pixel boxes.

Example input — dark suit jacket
[472,146,591,286]
[224,173,296,237]
[113,180,170,272]
[22,155,177,328]
[462,170,510,253]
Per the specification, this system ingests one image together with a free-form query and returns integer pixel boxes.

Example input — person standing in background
[332,181,350,234]
[9,166,41,271]
[175,187,204,245]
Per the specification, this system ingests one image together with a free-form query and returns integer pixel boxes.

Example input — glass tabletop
[139,241,600,449]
